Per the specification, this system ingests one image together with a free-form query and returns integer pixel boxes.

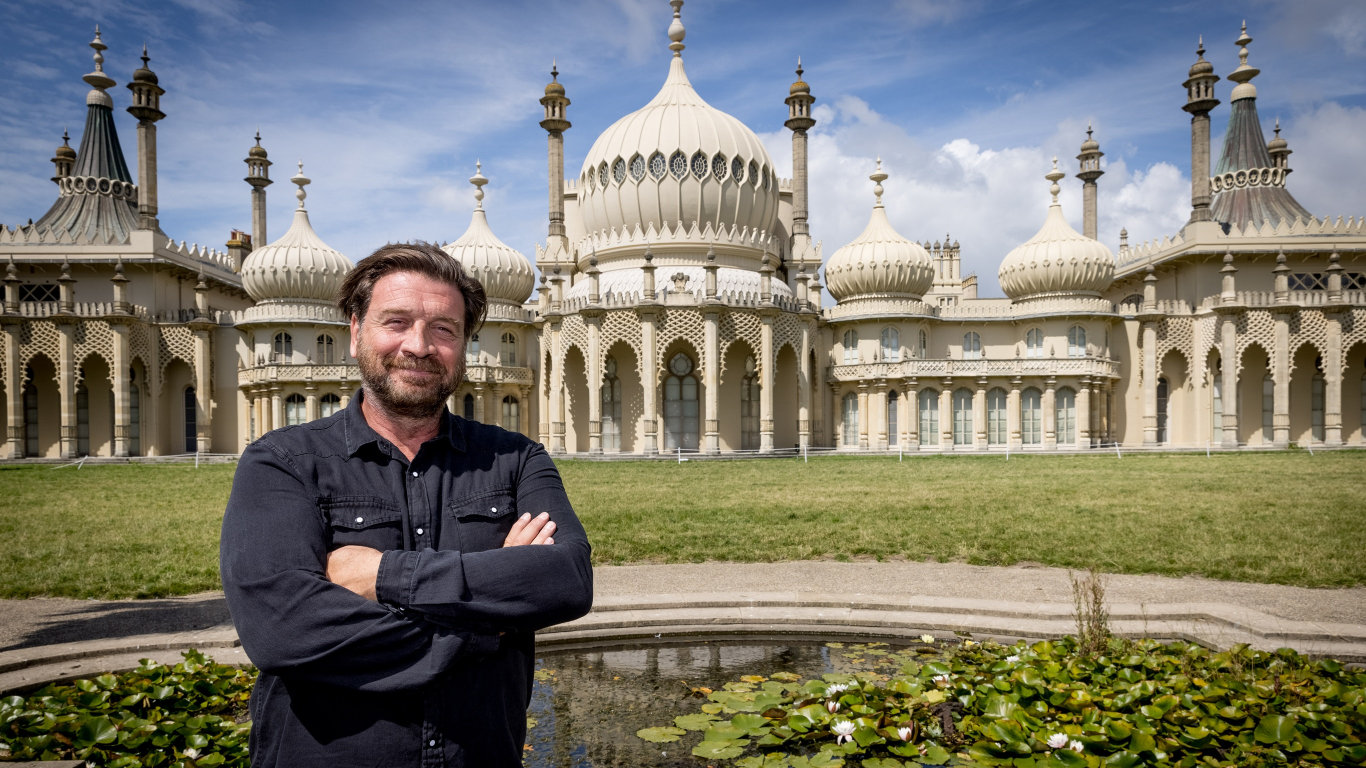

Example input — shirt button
[429,740,437,747]
[491,506,498,513]
[355,517,364,523]
[415,528,424,535]
[411,471,419,478]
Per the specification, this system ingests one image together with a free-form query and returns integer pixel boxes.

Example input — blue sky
[2,0,1364,297]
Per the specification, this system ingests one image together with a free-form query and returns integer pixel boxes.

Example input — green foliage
[0,650,254,767]
[635,639,1366,767]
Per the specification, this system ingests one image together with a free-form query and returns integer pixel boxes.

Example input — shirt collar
[343,389,466,457]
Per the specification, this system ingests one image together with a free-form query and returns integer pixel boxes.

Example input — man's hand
[326,545,383,600]
[503,512,556,547]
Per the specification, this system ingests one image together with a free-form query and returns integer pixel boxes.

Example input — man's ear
[349,313,360,358]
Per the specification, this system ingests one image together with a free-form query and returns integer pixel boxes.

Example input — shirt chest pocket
[448,490,517,554]
[322,496,404,551]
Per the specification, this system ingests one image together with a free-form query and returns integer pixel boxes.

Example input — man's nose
[399,324,434,356]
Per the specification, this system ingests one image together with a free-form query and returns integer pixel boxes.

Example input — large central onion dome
[240,162,350,303]
[825,162,933,303]
[576,1,779,264]
[998,162,1114,301]
[442,163,534,304]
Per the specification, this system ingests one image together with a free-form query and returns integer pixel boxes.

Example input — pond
[525,638,921,768]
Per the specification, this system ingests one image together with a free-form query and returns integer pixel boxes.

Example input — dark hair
[338,241,487,340]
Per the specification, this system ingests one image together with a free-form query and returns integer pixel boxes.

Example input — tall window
[1157,377,1169,444]
[602,357,622,452]
[285,394,307,426]
[962,332,982,360]
[500,332,518,366]
[841,392,859,447]
[76,382,90,456]
[664,353,699,451]
[842,330,859,364]
[1211,362,1223,443]
[887,391,899,447]
[952,388,973,445]
[880,327,900,362]
[273,332,293,362]
[1026,328,1044,358]
[1262,374,1273,444]
[918,330,928,359]
[463,393,475,421]
[987,388,1007,445]
[741,357,760,451]
[320,393,341,418]
[918,390,939,445]
[129,368,140,456]
[183,386,197,453]
[1067,326,1086,357]
[1056,387,1077,445]
[316,334,336,364]
[466,334,480,364]
[502,396,520,433]
[23,372,38,458]
[1311,371,1325,443]
[1021,388,1042,446]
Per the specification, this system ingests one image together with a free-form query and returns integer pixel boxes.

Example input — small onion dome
[131,46,158,84]
[240,161,351,303]
[1080,129,1100,153]
[825,160,933,301]
[998,160,1115,301]
[790,58,810,95]
[442,162,535,304]
[55,130,76,161]
[248,132,268,159]
[1267,119,1288,153]
[545,63,566,96]
[1189,36,1215,77]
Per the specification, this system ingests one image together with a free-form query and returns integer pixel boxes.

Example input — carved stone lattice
[558,314,588,364]
[600,309,643,376]
[773,313,804,360]
[1287,310,1329,377]
[19,321,61,380]
[1192,315,1218,385]
[1234,311,1276,379]
[1154,317,1193,376]
[717,310,762,383]
[73,320,116,385]
[157,324,197,390]
[128,323,152,385]
[657,308,705,379]
[1342,309,1366,355]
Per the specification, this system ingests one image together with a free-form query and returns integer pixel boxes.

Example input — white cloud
[1281,102,1366,219]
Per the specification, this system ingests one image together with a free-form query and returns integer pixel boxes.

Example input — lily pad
[636,725,686,743]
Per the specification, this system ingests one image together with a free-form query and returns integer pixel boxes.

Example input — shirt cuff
[375,549,412,609]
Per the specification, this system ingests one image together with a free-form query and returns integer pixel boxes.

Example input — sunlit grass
[0,451,1362,598]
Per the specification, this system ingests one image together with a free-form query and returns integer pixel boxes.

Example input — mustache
[385,355,445,374]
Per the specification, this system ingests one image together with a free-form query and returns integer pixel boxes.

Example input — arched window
[129,368,141,456]
[1312,370,1325,443]
[1157,377,1170,444]
[463,393,475,421]
[466,333,480,364]
[1262,374,1274,444]
[285,393,307,426]
[880,327,900,362]
[1021,387,1042,446]
[664,353,699,451]
[500,332,518,366]
[320,393,341,418]
[1056,387,1076,445]
[1211,361,1223,443]
[841,392,859,447]
[842,330,858,364]
[602,357,622,452]
[952,388,973,445]
[273,332,293,362]
[1025,328,1044,358]
[918,329,928,359]
[23,374,38,458]
[887,390,899,447]
[76,380,90,456]
[316,334,336,364]
[987,388,1007,445]
[183,386,197,453]
[962,332,981,360]
[918,389,939,445]
[1067,326,1086,357]
[741,356,760,451]
[502,396,520,433]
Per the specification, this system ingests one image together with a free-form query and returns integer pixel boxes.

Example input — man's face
[350,270,467,419]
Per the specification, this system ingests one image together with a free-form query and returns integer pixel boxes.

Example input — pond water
[525,639,917,768]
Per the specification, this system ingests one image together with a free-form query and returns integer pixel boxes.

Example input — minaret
[539,63,571,264]
[1182,36,1219,226]
[126,45,165,231]
[50,130,76,183]
[1076,124,1104,240]
[244,132,272,247]
[785,58,817,268]
[1267,118,1291,176]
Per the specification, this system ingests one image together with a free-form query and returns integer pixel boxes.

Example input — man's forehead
[370,271,465,311]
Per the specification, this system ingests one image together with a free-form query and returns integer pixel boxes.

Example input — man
[221,242,593,767]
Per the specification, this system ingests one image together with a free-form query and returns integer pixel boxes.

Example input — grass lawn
[0,450,1363,599]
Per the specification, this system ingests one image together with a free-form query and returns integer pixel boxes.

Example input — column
[549,321,565,453]
[1324,311,1343,446]
[193,329,212,453]
[57,323,76,458]
[857,382,870,450]
[520,385,532,437]
[703,309,720,454]
[1,323,19,458]
[473,383,487,424]
[110,323,130,457]
[305,382,319,422]
[1043,377,1057,450]
[586,314,602,454]
[640,310,658,455]
[1007,376,1022,450]
[1077,377,1092,448]
[271,388,283,433]
[939,381,952,450]
[797,320,811,451]
[1230,314,1250,447]
[973,377,987,449]
[1142,320,1157,445]
[759,313,775,453]
[905,377,919,448]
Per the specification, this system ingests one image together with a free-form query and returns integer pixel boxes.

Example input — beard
[355,338,464,420]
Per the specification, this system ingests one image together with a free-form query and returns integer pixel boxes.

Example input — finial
[91,26,106,72]
[668,0,686,56]
[1046,157,1064,203]
[291,161,310,209]
[1237,21,1251,67]
[141,43,150,68]
[254,130,262,147]
[1086,121,1093,140]
[62,129,71,147]
[1274,118,1281,137]
[869,158,888,206]
[1196,35,1205,59]
[795,57,803,79]
[469,160,488,210]
[83,25,116,96]
[550,60,558,81]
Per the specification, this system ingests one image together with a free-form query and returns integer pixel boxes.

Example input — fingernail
[520,513,530,521]
[538,512,550,519]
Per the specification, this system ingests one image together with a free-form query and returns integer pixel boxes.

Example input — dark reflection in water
[526,640,896,768]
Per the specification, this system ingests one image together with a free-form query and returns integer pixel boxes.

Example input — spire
[245,132,272,247]
[668,0,686,56]
[127,44,166,231]
[470,160,488,210]
[1047,157,1064,205]
[1228,21,1260,101]
[291,161,310,210]
[1077,125,1104,239]
[870,158,887,207]
[83,26,116,107]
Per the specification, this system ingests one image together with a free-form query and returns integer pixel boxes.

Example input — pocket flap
[321,496,402,530]
[448,490,516,521]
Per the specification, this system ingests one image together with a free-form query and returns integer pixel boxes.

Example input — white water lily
[1046,733,1069,749]
[932,674,951,686]
[832,720,856,744]
[920,634,935,644]
[897,725,914,741]
[1070,739,1084,753]
[825,683,849,695]
[826,699,839,713]
[184,747,200,759]
[1006,654,1020,663]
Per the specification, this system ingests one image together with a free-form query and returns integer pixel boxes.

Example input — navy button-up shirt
[220,392,593,767]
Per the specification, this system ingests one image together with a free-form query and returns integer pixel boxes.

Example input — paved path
[3,561,1364,692]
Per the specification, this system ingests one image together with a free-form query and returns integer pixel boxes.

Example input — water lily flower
[184,747,200,759]
[826,683,849,695]
[920,634,935,644]
[827,699,839,712]
[932,674,951,686]
[1006,654,1020,663]
[1046,734,1068,749]
[1069,739,1084,753]
[897,726,914,741]
[832,720,856,744]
